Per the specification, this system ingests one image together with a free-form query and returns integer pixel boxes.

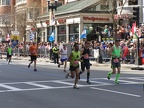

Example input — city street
[0,59,144,108]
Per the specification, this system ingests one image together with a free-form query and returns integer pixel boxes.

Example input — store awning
[55,0,100,16]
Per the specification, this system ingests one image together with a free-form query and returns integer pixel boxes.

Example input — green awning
[55,0,100,15]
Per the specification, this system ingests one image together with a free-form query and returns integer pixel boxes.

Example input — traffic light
[133,7,139,25]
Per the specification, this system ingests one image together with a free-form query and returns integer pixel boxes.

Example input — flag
[49,31,55,42]
[132,22,141,39]
[132,22,136,34]
[30,33,35,41]
[6,34,10,41]
[80,29,87,39]
[51,12,55,25]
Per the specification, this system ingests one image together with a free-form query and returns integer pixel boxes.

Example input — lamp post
[47,0,58,32]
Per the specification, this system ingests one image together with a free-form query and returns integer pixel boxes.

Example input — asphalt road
[0,59,144,108]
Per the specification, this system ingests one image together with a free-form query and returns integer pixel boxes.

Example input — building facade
[0,0,117,43]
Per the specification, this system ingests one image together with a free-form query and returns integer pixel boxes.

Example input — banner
[11,31,20,47]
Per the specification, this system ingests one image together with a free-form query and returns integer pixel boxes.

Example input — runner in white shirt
[58,44,68,72]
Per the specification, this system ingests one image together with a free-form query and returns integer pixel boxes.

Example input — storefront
[50,0,114,43]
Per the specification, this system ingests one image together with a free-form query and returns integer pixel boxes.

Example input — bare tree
[100,0,129,39]
[13,0,46,56]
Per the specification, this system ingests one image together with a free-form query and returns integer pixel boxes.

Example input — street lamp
[47,0,58,43]
[47,0,58,11]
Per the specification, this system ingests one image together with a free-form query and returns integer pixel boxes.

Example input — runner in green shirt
[107,39,122,84]
[7,45,13,64]
[65,43,80,89]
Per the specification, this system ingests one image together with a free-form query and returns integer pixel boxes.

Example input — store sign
[83,17,110,21]
[58,19,66,24]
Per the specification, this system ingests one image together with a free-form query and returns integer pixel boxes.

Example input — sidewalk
[1,56,144,69]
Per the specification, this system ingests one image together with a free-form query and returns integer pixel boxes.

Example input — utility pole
[112,0,117,40]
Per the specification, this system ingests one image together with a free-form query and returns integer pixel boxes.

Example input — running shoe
[115,80,119,84]
[28,64,30,68]
[34,69,37,71]
[65,73,69,79]
[107,74,111,80]
[87,80,91,84]
[63,70,67,72]
[58,64,60,68]
[73,85,79,89]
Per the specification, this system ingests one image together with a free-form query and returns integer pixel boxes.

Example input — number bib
[113,58,119,63]
[84,54,89,59]
[74,60,79,65]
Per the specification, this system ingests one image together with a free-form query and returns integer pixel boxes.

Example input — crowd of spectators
[0,23,144,64]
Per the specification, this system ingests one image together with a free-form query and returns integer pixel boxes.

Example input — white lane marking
[91,87,141,98]
[1,77,144,85]
[80,79,111,85]
[127,78,144,81]
[25,82,53,88]
[104,78,137,84]
[0,84,21,90]
[52,80,83,86]
[0,84,114,93]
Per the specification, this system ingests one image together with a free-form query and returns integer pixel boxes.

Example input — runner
[79,41,91,84]
[107,39,122,84]
[65,43,80,89]
[7,45,12,64]
[28,42,38,71]
[58,44,68,72]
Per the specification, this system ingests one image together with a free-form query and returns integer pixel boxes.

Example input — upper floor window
[0,0,10,6]
[100,1,109,10]
[128,0,138,5]
[16,0,26,4]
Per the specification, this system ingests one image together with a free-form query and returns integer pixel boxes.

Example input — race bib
[74,60,79,65]
[84,54,89,59]
[113,58,119,63]
[33,50,36,53]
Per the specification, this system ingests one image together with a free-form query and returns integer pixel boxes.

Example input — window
[100,0,109,10]
[27,8,40,19]
[69,24,79,42]
[58,25,66,42]
[0,17,2,25]
[16,0,26,4]
[1,0,10,5]
[128,0,138,5]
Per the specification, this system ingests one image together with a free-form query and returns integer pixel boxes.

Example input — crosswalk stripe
[127,78,144,81]
[109,78,140,84]
[52,81,83,86]
[0,84,21,91]
[80,79,111,84]
[25,82,53,88]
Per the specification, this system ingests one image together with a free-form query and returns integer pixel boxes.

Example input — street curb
[93,63,143,69]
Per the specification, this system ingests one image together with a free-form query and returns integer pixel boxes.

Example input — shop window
[69,24,79,42]
[57,25,66,42]
[58,35,66,42]
[58,25,66,34]
[69,24,79,34]
[69,34,79,42]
